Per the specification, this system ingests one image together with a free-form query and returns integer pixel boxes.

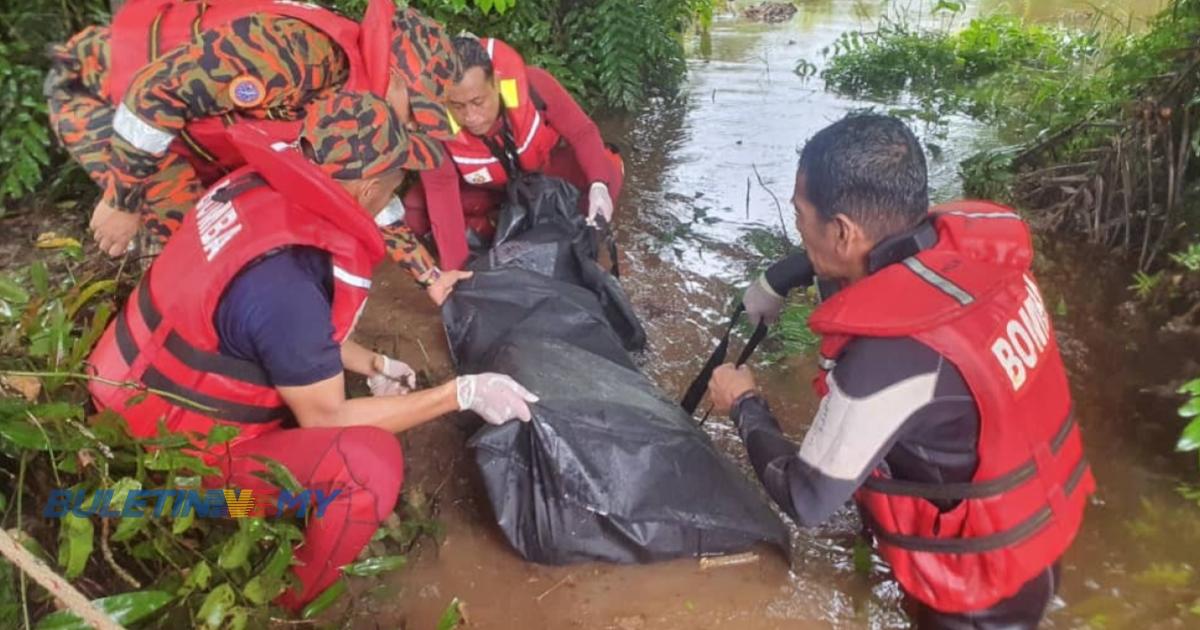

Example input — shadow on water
[364,1,1200,628]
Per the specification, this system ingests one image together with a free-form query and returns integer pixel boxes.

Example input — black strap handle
[680,305,768,414]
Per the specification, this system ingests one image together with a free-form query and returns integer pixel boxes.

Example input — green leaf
[180,561,213,597]
[437,597,464,630]
[1181,380,1200,397]
[57,511,94,578]
[250,455,302,494]
[242,542,292,604]
[228,608,249,630]
[0,276,29,304]
[0,418,51,450]
[112,516,147,543]
[145,450,220,476]
[198,583,236,630]
[108,477,142,513]
[342,554,407,577]
[205,425,240,447]
[1179,417,1200,452]
[1182,397,1200,419]
[35,590,173,630]
[852,538,873,576]
[172,508,195,535]
[301,579,347,620]
[66,279,116,320]
[29,262,48,296]
[218,527,254,571]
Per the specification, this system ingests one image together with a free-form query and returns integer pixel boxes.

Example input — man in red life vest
[46,0,458,292]
[400,35,625,270]
[708,114,1094,628]
[87,92,538,609]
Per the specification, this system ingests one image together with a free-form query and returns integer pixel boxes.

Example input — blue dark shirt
[214,247,344,387]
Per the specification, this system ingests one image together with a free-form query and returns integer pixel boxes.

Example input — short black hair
[452,36,494,80]
[797,114,929,239]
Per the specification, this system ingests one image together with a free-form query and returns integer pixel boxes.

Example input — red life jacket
[106,0,390,183]
[421,38,561,269]
[807,201,1094,613]
[87,125,385,455]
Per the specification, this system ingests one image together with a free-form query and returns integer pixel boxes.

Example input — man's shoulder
[835,336,945,397]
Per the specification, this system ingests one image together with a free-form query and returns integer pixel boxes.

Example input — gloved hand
[742,274,786,326]
[367,355,417,397]
[456,373,540,425]
[587,182,614,225]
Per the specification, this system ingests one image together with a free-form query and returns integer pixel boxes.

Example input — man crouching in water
[711,114,1094,628]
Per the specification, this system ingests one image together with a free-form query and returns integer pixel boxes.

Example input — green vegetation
[815,0,1200,271]
[0,250,437,626]
[739,228,820,361]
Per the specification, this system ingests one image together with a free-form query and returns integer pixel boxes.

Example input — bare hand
[709,364,758,415]
[427,269,473,306]
[91,199,140,257]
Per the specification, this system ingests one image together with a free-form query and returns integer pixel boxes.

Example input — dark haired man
[400,35,624,269]
[709,114,1094,628]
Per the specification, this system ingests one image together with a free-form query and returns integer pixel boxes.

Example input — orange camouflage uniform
[45,16,439,283]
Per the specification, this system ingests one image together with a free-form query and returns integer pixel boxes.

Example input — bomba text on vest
[195,192,243,261]
[991,275,1052,391]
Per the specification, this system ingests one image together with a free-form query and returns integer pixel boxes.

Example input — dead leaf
[36,232,82,250]
[1,375,42,401]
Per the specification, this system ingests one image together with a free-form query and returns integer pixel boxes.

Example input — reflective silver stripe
[902,258,974,306]
[449,110,543,166]
[113,104,175,155]
[943,210,1021,220]
[332,265,371,289]
[486,37,496,59]
[817,356,837,370]
[452,154,499,165]
[517,110,542,154]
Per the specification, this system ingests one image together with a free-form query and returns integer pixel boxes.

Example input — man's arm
[763,251,815,297]
[743,251,815,325]
[107,15,349,214]
[527,67,621,199]
[713,337,960,527]
[279,375,460,433]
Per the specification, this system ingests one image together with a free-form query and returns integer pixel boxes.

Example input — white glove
[587,182,614,225]
[743,274,786,326]
[367,355,417,397]
[456,373,540,425]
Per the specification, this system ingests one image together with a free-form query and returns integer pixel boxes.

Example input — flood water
[351,1,1200,628]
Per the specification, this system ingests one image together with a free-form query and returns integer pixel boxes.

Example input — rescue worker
[401,35,625,270]
[45,0,455,293]
[86,93,539,609]
[708,114,1094,628]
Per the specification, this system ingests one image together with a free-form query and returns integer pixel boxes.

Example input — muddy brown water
[346,2,1200,628]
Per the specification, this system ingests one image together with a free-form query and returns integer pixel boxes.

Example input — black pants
[913,563,1060,630]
